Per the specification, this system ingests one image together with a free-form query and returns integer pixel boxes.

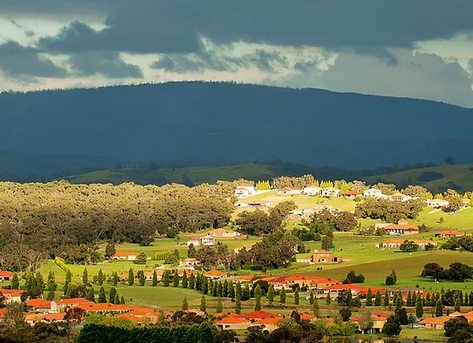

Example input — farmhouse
[308,250,342,264]
[319,284,386,299]
[234,184,257,198]
[112,251,140,261]
[74,303,135,315]
[250,317,283,331]
[204,269,226,280]
[303,186,321,196]
[186,234,215,247]
[0,289,23,303]
[381,239,437,249]
[436,230,465,238]
[426,199,449,208]
[266,275,340,290]
[116,308,161,324]
[385,224,419,236]
[277,187,303,195]
[26,299,52,313]
[207,228,240,238]
[321,187,340,197]
[363,188,383,198]
[420,317,452,330]
[216,316,251,330]
[51,298,93,313]
[25,313,67,325]
[341,190,362,199]
[233,245,252,253]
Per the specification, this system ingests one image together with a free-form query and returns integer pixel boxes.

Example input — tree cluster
[355,198,424,222]
[422,262,473,282]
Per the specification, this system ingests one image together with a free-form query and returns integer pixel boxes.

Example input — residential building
[116,308,161,324]
[111,251,140,261]
[0,289,23,303]
[234,184,257,198]
[303,186,322,196]
[426,199,449,208]
[50,298,93,313]
[207,228,240,238]
[236,200,272,208]
[216,316,252,330]
[250,317,283,331]
[26,299,52,313]
[381,239,437,249]
[204,270,226,280]
[199,234,215,246]
[341,190,362,199]
[420,317,452,330]
[179,258,202,269]
[308,250,342,264]
[0,271,16,282]
[321,188,340,197]
[389,193,413,202]
[233,245,252,254]
[436,230,465,239]
[319,284,386,300]
[363,189,383,198]
[277,187,303,195]
[73,303,135,314]
[351,312,390,333]
[385,224,419,235]
[25,313,66,325]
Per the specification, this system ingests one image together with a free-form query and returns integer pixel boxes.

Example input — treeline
[0,180,241,270]
[354,198,424,222]
[77,323,215,343]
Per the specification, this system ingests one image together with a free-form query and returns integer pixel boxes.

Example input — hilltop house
[384,221,419,235]
[389,193,413,202]
[179,258,202,269]
[426,199,449,208]
[0,289,23,303]
[341,190,362,199]
[207,228,240,238]
[435,230,465,239]
[0,271,16,282]
[186,234,215,247]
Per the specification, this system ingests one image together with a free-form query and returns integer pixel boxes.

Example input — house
[308,250,342,264]
[234,245,252,254]
[186,239,200,247]
[204,270,226,280]
[320,284,386,300]
[266,275,340,291]
[303,186,322,196]
[236,200,272,208]
[351,312,389,333]
[116,308,161,324]
[341,190,362,199]
[199,234,215,246]
[216,316,252,330]
[363,189,383,198]
[381,239,437,249]
[0,289,23,303]
[385,224,419,236]
[0,271,16,282]
[234,184,257,198]
[26,299,52,313]
[25,313,66,325]
[277,187,303,195]
[389,193,413,202]
[251,317,283,331]
[236,311,276,322]
[73,303,135,314]
[321,188,340,197]
[420,316,452,330]
[112,251,140,261]
[426,199,449,208]
[436,230,465,239]
[207,228,240,238]
[300,313,317,322]
[179,258,202,269]
[50,298,93,313]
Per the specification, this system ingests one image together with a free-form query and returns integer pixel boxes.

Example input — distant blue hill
[0,81,471,168]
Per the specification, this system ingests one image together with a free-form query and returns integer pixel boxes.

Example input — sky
[1,0,473,107]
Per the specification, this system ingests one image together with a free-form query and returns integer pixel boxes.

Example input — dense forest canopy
[0,180,243,270]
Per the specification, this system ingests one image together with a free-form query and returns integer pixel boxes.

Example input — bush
[54,257,70,272]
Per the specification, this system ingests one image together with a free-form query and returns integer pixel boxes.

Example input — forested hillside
[1,82,472,168]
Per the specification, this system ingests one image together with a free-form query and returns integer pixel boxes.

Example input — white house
[363,189,383,198]
[179,258,202,269]
[186,240,200,247]
[303,186,322,196]
[199,234,215,246]
[207,228,240,238]
[234,184,257,198]
[0,289,23,303]
[426,199,449,208]
[389,193,412,202]
[321,188,340,197]
[112,251,140,261]
[277,187,303,195]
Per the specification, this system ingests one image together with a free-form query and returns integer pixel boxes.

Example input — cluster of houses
[420,311,473,330]
[235,184,470,211]
[186,228,241,247]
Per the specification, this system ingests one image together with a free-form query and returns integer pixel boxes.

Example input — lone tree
[216,296,223,313]
[182,296,188,311]
[435,299,444,317]
[98,287,106,303]
[294,289,300,305]
[321,236,334,250]
[128,268,134,286]
[105,242,116,258]
[152,270,158,286]
[254,285,262,311]
[267,285,274,303]
[313,297,320,316]
[415,294,424,319]
[200,295,207,313]
[386,270,397,286]
[280,287,286,304]
[383,315,402,336]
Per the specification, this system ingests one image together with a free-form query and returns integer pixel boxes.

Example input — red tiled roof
[217,317,251,324]
[25,313,66,322]
[325,284,386,295]
[27,299,52,309]
[420,317,451,324]
[55,298,92,305]
[0,289,23,296]
[385,224,418,230]
[342,191,362,195]
[113,251,140,257]
[300,313,317,320]
[252,317,282,325]
[204,270,226,277]
[440,230,464,236]
[74,303,135,312]
[236,311,276,320]
[0,271,15,278]
[383,239,435,244]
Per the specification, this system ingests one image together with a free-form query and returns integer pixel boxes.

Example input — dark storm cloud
[0,0,111,18]
[68,51,143,78]
[36,0,473,55]
[0,41,67,79]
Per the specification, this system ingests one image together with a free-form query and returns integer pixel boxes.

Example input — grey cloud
[319,50,473,107]
[151,47,287,74]
[0,41,67,79]
[35,0,473,56]
[68,51,143,78]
